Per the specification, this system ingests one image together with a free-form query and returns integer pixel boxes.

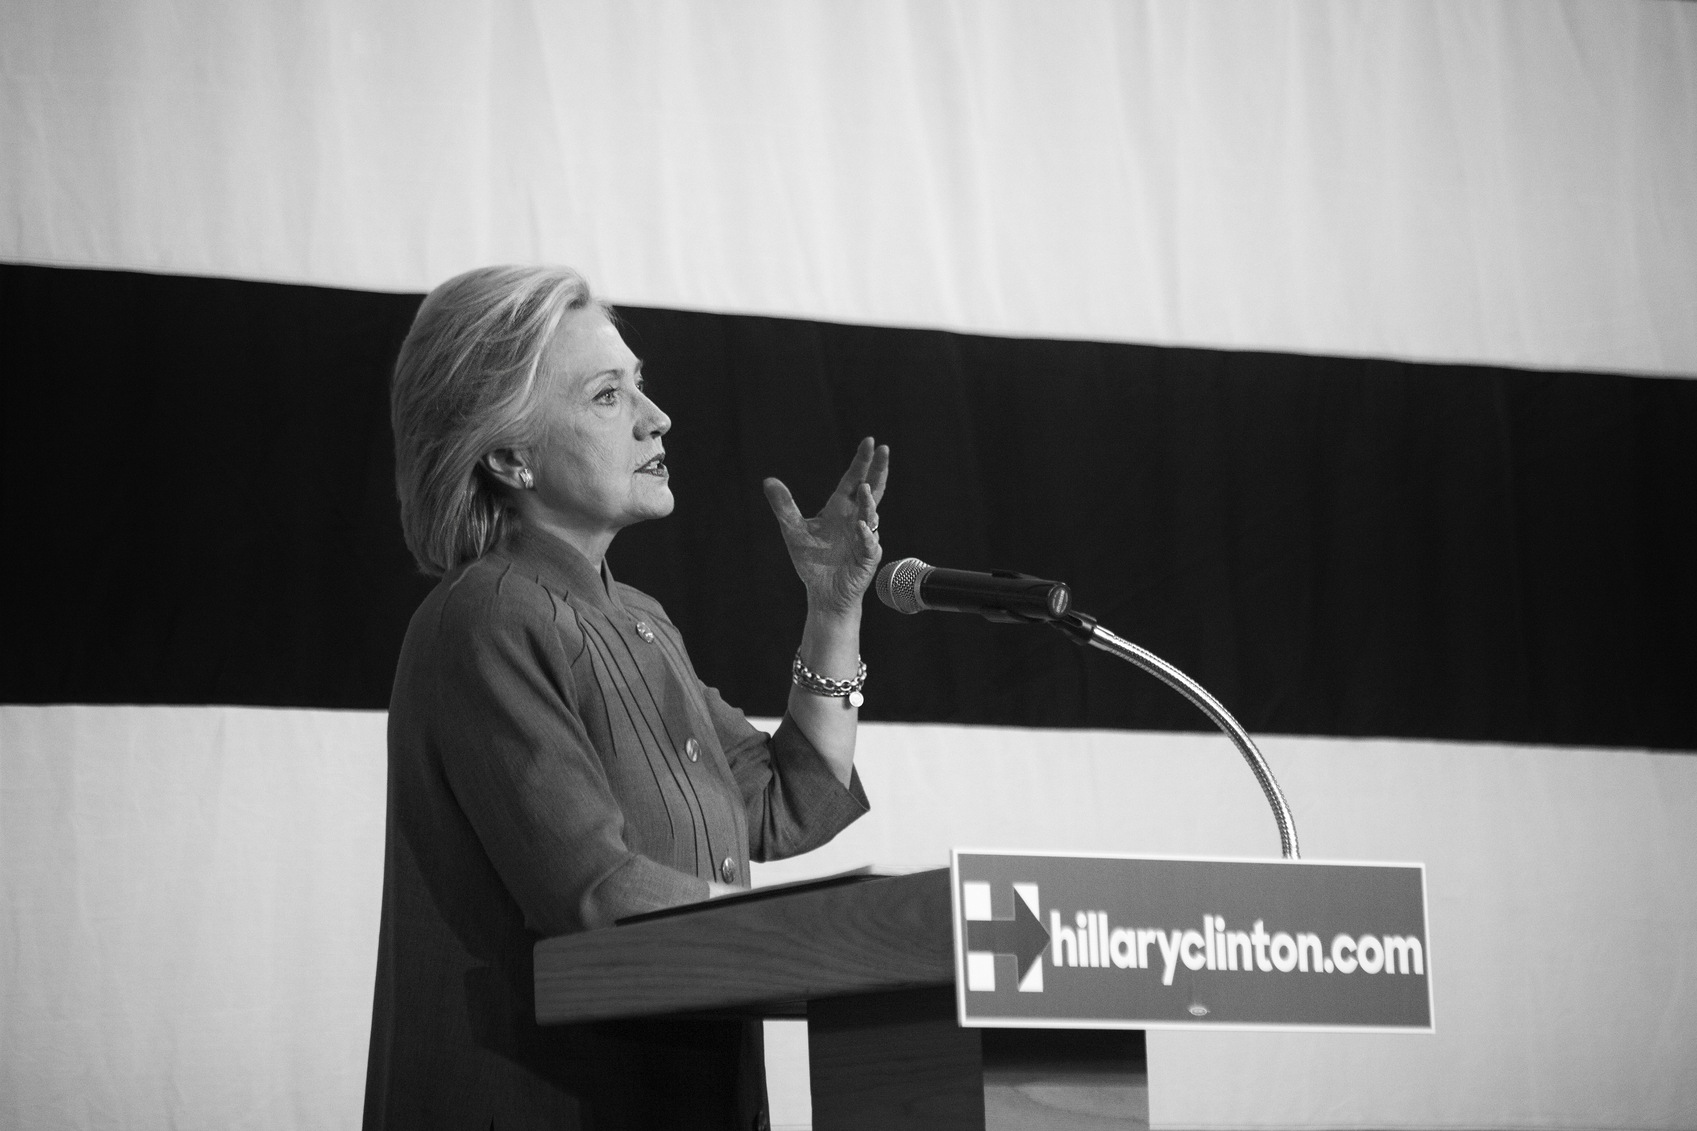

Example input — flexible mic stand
[875,558,1301,858]
[1049,610,1302,860]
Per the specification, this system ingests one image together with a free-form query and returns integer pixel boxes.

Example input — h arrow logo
[962,881,1049,992]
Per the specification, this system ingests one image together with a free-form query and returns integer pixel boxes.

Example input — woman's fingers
[859,518,881,558]
[762,477,805,531]
[857,481,878,530]
[829,437,878,502]
[858,482,887,573]
[867,443,891,504]
[769,441,887,595]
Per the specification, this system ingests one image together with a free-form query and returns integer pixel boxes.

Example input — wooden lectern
[534,868,1148,1130]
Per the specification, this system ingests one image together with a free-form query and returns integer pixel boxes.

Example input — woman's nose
[636,394,670,438]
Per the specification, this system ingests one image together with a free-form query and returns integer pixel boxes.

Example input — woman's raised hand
[763,437,890,619]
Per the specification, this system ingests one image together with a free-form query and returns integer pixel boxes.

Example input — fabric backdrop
[4,0,1695,374]
[3,3,1694,1130]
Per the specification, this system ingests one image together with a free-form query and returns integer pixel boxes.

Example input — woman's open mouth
[635,453,667,476]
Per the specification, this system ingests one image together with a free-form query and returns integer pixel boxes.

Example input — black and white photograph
[3,3,1693,1129]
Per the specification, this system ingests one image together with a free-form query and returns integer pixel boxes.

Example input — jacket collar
[496,524,627,618]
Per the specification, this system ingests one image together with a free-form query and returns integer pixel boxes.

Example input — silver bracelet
[792,652,868,707]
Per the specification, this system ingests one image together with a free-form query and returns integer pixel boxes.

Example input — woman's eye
[594,387,618,404]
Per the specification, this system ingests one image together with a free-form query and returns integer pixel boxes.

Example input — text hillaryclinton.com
[1049,910,1425,985]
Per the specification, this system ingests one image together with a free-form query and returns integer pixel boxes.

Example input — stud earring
[516,467,535,490]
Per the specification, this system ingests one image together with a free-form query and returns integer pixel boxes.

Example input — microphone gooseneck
[873,556,1301,859]
[1051,611,1300,860]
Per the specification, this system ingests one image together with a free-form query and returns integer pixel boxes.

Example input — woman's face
[521,305,673,546]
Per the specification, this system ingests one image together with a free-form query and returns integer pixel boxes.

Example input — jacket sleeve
[704,688,870,863]
[427,578,709,934]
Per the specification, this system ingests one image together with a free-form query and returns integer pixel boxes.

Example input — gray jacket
[363,525,867,1130]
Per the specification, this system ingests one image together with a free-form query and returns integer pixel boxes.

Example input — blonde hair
[392,265,605,576]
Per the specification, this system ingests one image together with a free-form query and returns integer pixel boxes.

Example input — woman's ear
[482,448,533,491]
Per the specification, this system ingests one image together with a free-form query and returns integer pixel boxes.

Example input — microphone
[875,558,1073,623]
[872,557,1302,859]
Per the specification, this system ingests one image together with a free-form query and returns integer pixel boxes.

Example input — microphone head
[875,558,931,614]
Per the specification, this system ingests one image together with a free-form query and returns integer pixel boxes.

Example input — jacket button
[634,619,656,643]
[720,857,737,883]
[685,737,700,762]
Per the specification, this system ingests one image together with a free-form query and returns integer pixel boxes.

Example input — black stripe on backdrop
[3,263,1692,749]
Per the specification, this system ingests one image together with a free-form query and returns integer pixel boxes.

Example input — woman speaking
[364,265,888,1129]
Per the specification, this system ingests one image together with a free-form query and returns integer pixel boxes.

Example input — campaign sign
[951,850,1433,1032]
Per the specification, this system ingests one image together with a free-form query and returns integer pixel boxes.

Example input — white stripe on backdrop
[3,707,1693,1130]
[3,0,1694,375]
